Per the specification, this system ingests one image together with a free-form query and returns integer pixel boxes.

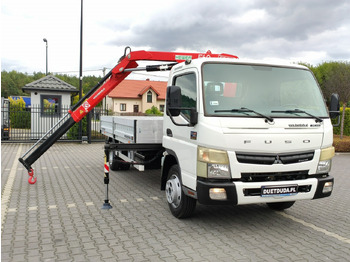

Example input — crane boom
[19,47,238,183]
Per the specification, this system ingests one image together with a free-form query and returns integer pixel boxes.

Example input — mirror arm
[166,107,197,127]
[166,108,191,127]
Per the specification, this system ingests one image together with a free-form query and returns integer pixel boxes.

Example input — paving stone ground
[1,143,350,261]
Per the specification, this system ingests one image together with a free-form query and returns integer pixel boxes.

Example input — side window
[173,73,197,119]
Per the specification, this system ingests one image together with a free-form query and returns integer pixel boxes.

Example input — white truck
[102,57,340,218]
[19,48,340,218]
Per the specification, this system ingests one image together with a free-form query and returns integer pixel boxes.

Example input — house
[22,75,78,139]
[106,79,167,113]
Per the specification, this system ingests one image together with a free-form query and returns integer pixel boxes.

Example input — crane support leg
[102,153,112,209]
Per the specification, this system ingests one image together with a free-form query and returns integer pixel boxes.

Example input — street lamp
[43,38,48,75]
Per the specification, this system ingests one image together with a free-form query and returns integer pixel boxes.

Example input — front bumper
[197,175,334,205]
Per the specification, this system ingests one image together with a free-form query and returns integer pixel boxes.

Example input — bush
[333,135,350,152]
[145,106,163,116]
[67,116,87,140]
[8,98,31,129]
[332,107,350,136]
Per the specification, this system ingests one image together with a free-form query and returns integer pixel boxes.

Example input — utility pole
[43,38,48,75]
[78,0,83,141]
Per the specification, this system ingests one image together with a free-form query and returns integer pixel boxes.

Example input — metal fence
[1,104,108,142]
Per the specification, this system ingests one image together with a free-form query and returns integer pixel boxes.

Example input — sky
[1,0,350,80]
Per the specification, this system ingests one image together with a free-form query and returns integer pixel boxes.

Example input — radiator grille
[236,151,314,165]
[241,170,309,182]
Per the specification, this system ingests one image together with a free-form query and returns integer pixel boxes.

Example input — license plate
[261,185,298,197]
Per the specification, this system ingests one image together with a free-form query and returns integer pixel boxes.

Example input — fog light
[209,188,227,200]
[322,181,333,194]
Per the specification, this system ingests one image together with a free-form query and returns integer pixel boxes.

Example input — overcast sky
[1,0,350,79]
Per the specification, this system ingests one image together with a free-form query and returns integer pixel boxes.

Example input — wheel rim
[109,151,113,165]
[165,174,182,208]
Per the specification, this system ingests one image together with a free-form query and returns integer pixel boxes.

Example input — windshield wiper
[271,109,323,123]
[215,107,274,123]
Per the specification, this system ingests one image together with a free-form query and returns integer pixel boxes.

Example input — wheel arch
[161,150,179,190]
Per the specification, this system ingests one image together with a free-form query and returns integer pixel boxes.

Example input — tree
[321,62,350,139]
[301,61,350,139]
[1,70,31,97]
[1,70,103,98]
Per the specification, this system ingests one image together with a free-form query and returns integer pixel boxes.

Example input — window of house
[41,95,61,116]
[147,91,152,103]
[159,104,164,112]
[120,103,126,111]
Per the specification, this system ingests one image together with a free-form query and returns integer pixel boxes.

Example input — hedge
[332,107,350,136]
[67,116,87,140]
[8,98,31,129]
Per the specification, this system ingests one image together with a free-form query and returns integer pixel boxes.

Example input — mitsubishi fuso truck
[19,48,340,218]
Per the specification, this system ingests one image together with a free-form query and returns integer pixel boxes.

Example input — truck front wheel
[267,201,295,211]
[165,165,196,218]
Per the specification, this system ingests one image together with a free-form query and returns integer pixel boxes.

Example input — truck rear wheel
[267,201,295,211]
[165,165,196,218]
[109,151,130,171]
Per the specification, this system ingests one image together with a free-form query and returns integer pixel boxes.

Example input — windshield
[202,63,328,118]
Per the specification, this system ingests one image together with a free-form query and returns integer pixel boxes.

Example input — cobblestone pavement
[1,143,350,261]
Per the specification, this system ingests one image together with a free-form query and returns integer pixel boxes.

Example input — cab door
[163,71,199,190]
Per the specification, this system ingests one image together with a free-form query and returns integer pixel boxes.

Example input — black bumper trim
[313,175,334,199]
[197,180,238,205]
[197,175,334,205]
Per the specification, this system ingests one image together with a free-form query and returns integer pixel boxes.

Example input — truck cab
[162,58,338,218]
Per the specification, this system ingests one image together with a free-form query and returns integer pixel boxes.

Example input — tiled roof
[108,79,167,99]
[22,75,78,93]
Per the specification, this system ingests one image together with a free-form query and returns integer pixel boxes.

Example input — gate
[1,104,108,142]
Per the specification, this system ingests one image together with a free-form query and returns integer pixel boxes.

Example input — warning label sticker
[82,101,91,112]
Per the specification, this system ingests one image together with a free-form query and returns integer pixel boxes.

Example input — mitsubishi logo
[274,155,282,164]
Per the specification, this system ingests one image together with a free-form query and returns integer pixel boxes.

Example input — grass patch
[333,135,350,152]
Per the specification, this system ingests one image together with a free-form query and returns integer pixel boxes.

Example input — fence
[1,104,108,142]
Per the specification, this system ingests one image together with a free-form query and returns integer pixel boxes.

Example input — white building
[22,75,77,139]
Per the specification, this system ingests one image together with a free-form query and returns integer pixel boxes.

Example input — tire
[267,201,295,211]
[165,165,196,218]
[109,151,118,171]
[109,151,130,171]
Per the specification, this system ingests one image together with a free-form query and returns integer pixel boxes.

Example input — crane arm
[19,47,238,183]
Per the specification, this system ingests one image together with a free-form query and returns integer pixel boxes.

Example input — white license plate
[261,185,298,197]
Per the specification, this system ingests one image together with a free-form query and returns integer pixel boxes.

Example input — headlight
[316,147,335,174]
[197,146,230,179]
[317,159,332,174]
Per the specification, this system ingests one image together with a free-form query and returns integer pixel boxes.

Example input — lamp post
[43,38,48,75]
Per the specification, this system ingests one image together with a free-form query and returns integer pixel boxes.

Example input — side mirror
[329,93,340,119]
[166,85,198,127]
[166,86,181,116]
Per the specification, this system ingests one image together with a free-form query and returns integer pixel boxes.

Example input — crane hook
[28,169,37,184]
[28,176,37,184]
